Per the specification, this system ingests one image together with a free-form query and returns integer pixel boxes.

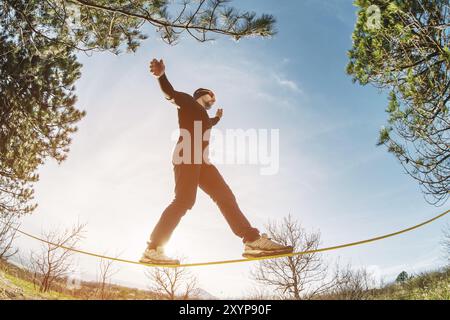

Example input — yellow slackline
[8,208,450,268]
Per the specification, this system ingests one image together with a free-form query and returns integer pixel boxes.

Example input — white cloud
[272,74,302,93]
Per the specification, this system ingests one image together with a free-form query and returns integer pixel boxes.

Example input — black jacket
[157,73,220,164]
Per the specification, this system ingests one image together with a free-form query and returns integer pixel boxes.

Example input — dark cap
[193,88,213,100]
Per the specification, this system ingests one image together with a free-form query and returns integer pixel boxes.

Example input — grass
[0,260,161,300]
[1,271,76,300]
[371,268,450,300]
[1,259,449,300]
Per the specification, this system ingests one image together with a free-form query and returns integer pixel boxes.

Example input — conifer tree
[348,0,449,205]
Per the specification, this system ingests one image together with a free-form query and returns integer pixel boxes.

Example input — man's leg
[199,163,260,244]
[147,164,201,249]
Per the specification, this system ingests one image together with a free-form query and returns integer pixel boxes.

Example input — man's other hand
[215,108,223,119]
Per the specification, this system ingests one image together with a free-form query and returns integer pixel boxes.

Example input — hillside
[370,268,450,300]
[1,259,448,300]
[0,260,216,300]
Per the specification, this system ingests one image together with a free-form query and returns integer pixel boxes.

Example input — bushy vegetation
[2,258,450,300]
[370,267,450,300]
[0,260,162,300]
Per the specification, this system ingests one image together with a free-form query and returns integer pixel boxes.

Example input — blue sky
[13,0,449,298]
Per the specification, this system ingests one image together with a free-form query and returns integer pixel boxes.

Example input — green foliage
[1,2,85,216]
[348,0,450,205]
[377,126,391,146]
[2,271,75,300]
[396,271,409,283]
[373,267,450,300]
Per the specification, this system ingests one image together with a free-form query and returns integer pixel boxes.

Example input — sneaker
[139,245,180,265]
[242,233,294,258]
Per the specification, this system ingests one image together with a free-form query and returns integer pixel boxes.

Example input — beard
[205,101,213,110]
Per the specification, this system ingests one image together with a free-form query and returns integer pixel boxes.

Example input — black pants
[148,163,260,249]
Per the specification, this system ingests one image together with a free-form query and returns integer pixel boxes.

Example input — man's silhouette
[140,58,293,265]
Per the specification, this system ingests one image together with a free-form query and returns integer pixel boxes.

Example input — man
[140,58,294,265]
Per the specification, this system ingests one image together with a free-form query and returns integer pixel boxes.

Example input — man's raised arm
[157,72,178,101]
[150,58,180,105]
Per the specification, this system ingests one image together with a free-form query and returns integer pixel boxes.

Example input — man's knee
[171,195,196,211]
[211,188,236,205]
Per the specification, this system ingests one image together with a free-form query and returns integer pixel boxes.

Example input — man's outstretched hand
[215,108,223,119]
[149,58,165,78]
